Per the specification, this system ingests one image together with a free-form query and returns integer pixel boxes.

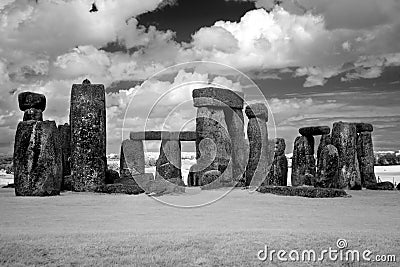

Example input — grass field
[0,188,399,266]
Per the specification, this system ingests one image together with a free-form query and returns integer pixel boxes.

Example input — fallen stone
[299,126,330,136]
[18,92,46,111]
[70,80,106,191]
[331,121,361,190]
[201,170,221,185]
[13,120,62,196]
[366,181,394,190]
[245,103,268,120]
[96,183,144,195]
[23,108,43,121]
[315,145,339,188]
[2,183,15,188]
[192,87,244,109]
[257,185,348,198]
[354,123,373,133]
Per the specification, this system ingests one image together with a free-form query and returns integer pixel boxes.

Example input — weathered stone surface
[245,103,268,120]
[13,120,62,196]
[70,80,106,191]
[192,87,244,109]
[257,185,348,198]
[120,139,145,187]
[331,121,361,190]
[195,106,231,181]
[299,126,330,136]
[396,183,400,190]
[291,136,315,186]
[317,134,331,169]
[355,123,373,133]
[130,131,196,141]
[224,108,248,184]
[366,181,394,190]
[201,170,221,185]
[266,138,288,186]
[155,140,184,186]
[63,175,73,191]
[58,123,71,190]
[96,183,144,195]
[245,109,269,187]
[18,92,46,111]
[357,132,377,187]
[105,169,119,184]
[23,108,43,121]
[315,145,339,188]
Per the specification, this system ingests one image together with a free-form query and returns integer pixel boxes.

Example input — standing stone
[13,120,62,196]
[357,131,377,187]
[18,92,46,111]
[331,121,361,189]
[119,139,145,186]
[58,123,71,190]
[70,79,106,191]
[266,138,288,186]
[225,108,248,184]
[291,135,315,186]
[317,134,331,171]
[23,108,43,121]
[155,140,184,186]
[245,103,269,187]
[315,144,339,188]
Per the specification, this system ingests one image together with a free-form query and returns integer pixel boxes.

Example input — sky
[0,0,399,155]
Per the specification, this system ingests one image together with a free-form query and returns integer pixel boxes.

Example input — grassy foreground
[0,188,399,266]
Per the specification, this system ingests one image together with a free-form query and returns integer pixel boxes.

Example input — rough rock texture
[266,138,288,186]
[13,120,62,196]
[396,183,400,190]
[245,103,268,120]
[317,134,331,169]
[201,170,221,185]
[119,139,145,187]
[195,106,231,181]
[355,123,373,133]
[315,145,339,188]
[257,185,348,198]
[366,181,394,190]
[357,132,377,187]
[192,87,244,109]
[187,164,202,186]
[331,121,361,190]
[105,169,119,184]
[155,140,184,186]
[299,126,330,136]
[18,92,46,111]
[291,136,315,186]
[70,80,106,192]
[63,175,73,191]
[245,109,269,187]
[130,131,196,141]
[23,108,43,121]
[58,123,71,190]
[96,183,144,195]
[225,108,248,184]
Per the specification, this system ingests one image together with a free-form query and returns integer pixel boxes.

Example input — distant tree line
[375,153,400,166]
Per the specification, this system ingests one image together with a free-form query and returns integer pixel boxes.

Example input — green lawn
[0,188,399,266]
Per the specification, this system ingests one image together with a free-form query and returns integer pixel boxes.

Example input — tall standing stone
[266,138,288,186]
[193,88,245,186]
[155,139,184,186]
[13,120,62,196]
[245,103,269,187]
[119,139,145,189]
[291,135,315,186]
[357,131,377,187]
[315,144,339,188]
[70,79,106,191]
[331,121,361,189]
[58,123,71,189]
